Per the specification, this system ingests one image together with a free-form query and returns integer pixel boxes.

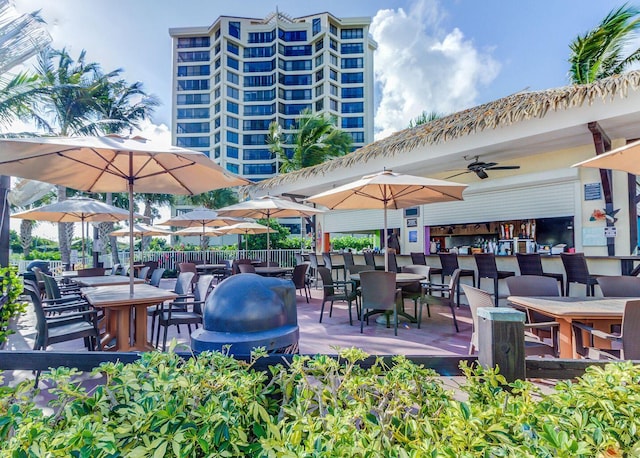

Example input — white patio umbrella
[109,223,173,237]
[214,221,275,251]
[158,207,245,251]
[216,195,324,262]
[306,169,467,271]
[0,134,250,294]
[173,226,223,237]
[573,139,640,174]
[11,196,144,266]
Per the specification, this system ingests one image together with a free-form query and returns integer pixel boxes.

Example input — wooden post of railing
[477,307,526,382]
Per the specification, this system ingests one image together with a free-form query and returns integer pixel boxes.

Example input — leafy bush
[0,268,26,347]
[330,235,373,251]
[1,349,640,456]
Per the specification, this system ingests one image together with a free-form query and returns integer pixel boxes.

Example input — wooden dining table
[82,284,177,352]
[507,296,629,358]
[74,276,145,287]
[195,263,227,275]
[254,266,293,277]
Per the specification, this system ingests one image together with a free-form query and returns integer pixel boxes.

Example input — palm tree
[569,4,640,84]
[267,109,352,173]
[408,111,444,128]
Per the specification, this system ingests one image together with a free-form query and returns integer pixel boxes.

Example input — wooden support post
[477,307,526,382]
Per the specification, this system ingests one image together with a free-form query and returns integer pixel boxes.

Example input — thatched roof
[250,71,640,193]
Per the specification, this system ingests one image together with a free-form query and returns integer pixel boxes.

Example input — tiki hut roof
[250,71,640,193]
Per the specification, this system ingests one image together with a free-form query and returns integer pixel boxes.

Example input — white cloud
[371,0,500,139]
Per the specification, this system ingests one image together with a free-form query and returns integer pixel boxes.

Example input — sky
[8,0,630,239]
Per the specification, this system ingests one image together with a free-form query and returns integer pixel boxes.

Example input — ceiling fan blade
[485,165,521,170]
[475,169,489,179]
[445,170,471,179]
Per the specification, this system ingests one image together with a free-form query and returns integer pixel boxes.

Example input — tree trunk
[19,219,33,258]
[105,193,120,264]
[56,185,72,267]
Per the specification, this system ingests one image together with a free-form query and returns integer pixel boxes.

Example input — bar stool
[560,252,599,296]
[411,251,443,282]
[363,251,383,270]
[438,252,475,305]
[323,252,345,281]
[308,253,324,287]
[474,253,515,306]
[342,251,355,273]
[515,253,564,295]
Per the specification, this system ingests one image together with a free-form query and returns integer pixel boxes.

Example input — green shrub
[0,268,26,347]
[1,348,640,456]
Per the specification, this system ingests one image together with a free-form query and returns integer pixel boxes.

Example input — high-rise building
[170,11,376,181]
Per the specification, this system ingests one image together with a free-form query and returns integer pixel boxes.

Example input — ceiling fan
[446,156,521,180]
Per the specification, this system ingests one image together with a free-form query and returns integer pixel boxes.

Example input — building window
[244,89,276,102]
[244,45,275,58]
[226,146,239,158]
[176,94,210,105]
[176,136,210,148]
[177,36,210,48]
[341,72,363,84]
[243,149,272,160]
[279,74,312,85]
[226,101,239,114]
[176,122,210,134]
[341,87,363,98]
[312,18,321,35]
[342,102,363,113]
[177,107,209,119]
[215,44,220,55]
[278,59,312,71]
[329,69,337,81]
[243,119,272,130]
[214,146,220,158]
[177,51,209,62]
[244,74,275,87]
[329,99,338,111]
[214,117,220,128]
[341,28,363,39]
[329,38,337,51]
[278,29,307,42]
[244,60,275,72]
[315,85,324,97]
[330,54,338,66]
[214,72,221,84]
[280,44,312,56]
[330,84,338,96]
[279,103,311,115]
[329,23,337,36]
[177,65,210,77]
[315,54,323,66]
[227,71,239,85]
[227,41,239,55]
[214,87,220,98]
[227,131,239,144]
[227,56,239,70]
[315,38,324,52]
[177,79,210,91]
[341,58,363,69]
[214,102,220,114]
[279,88,312,100]
[229,21,241,39]
[214,58,220,69]
[248,30,275,43]
[278,118,297,129]
[214,132,220,143]
[227,116,239,129]
[243,104,275,116]
[341,43,363,54]
[226,86,239,99]
[226,163,239,174]
[315,69,324,82]
[315,99,324,111]
[243,134,268,145]
[243,163,276,175]
[350,131,365,143]
[341,117,364,128]
[215,28,221,40]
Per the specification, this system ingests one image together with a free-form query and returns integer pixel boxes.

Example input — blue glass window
[341,58,363,69]
[278,29,307,42]
[279,74,312,85]
[280,103,311,115]
[315,39,324,52]
[341,87,363,98]
[214,146,220,158]
[244,74,275,87]
[226,101,238,114]
[244,163,276,175]
[227,71,239,85]
[280,45,312,56]
[177,107,209,119]
[341,72,363,84]
[177,51,209,62]
[329,69,337,81]
[226,146,239,158]
[350,131,365,143]
[312,18,321,35]
[226,87,239,99]
[243,119,272,130]
[226,163,239,174]
[248,30,275,43]
[244,89,275,102]
[244,60,275,72]
[341,117,364,129]
[177,79,210,91]
[214,117,220,128]
[227,56,239,70]
[342,102,363,113]
[229,21,240,39]
[329,24,337,35]
[279,118,297,129]
[243,104,275,116]
[176,122,210,133]
[177,65,210,77]
[341,28,363,39]
[177,37,210,48]
[227,116,238,129]
[243,134,268,145]
[176,94,210,105]
[279,59,312,71]
[244,45,275,58]
[341,43,363,54]
[176,136,210,148]
[227,41,239,55]
[227,131,238,144]
[243,149,272,160]
[279,89,312,100]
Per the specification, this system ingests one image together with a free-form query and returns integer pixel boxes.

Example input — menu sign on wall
[584,183,602,201]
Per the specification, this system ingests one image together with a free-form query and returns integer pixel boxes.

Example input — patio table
[196,263,227,275]
[507,296,629,358]
[74,276,145,287]
[255,266,293,277]
[82,284,177,351]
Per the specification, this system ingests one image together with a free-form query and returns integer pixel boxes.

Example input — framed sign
[584,183,602,201]
[409,230,417,243]
[582,227,607,246]
[406,218,417,227]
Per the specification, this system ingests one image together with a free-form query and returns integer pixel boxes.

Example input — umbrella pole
[266,210,271,264]
[81,216,86,269]
[384,201,389,272]
[128,155,135,296]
